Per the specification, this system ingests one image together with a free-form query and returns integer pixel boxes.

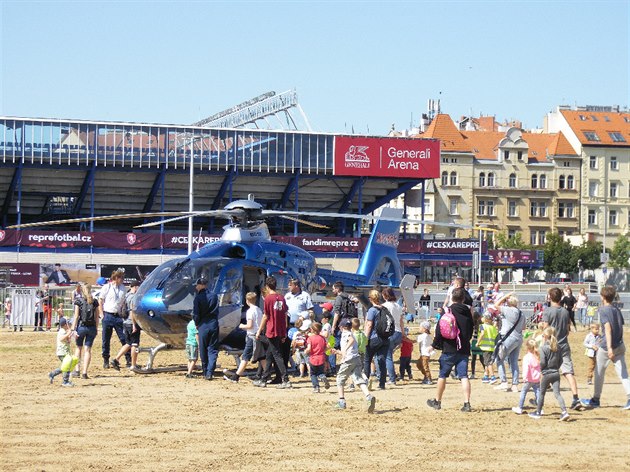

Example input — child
[512,339,541,414]
[351,317,368,366]
[434,307,445,323]
[533,322,545,349]
[55,303,65,330]
[585,305,597,327]
[224,292,264,383]
[292,319,310,378]
[416,321,434,384]
[529,327,570,421]
[185,318,199,379]
[583,323,601,385]
[470,312,485,380]
[321,313,336,376]
[48,317,74,387]
[332,318,376,413]
[477,313,497,383]
[399,330,414,381]
[304,322,329,393]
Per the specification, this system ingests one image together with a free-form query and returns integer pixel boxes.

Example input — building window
[583,131,601,142]
[530,201,538,217]
[539,174,547,189]
[609,132,626,142]
[588,181,598,197]
[449,197,458,215]
[559,175,566,189]
[478,200,486,216]
[504,150,510,161]
[450,171,457,186]
[539,230,546,245]
[530,231,537,246]
[508,200,517,217]
[487,172,495,187]
[588,209,597,225]
[589,156,597,169]
[449,228,457,238]
[558,202,574,219]
[567,175,574,189]
[508,229,517,239]
[450,158,458,163]
[487,200,495,216]
[441,171,448,186]
[531,174,538,189]
[609,210,618,226]
[509,173,517,188]
[517,151,523,161]
[559,202,566,218]
[563,161,570,167]
[530,230,546,246]
[610,182,618,198]
[540,202,547,217]
[479,172,486,187]
[610,156,618,170]
[442,157,448,163]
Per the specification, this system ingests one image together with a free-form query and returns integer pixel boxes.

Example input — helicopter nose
[318,276,327,291]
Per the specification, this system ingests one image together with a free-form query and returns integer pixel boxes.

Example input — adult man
[254,276,292,389]
[427,287,475,412]
[581,285,630,410]
[110,280,141,371]
[444,277,473,308]
[542,287,582,410]
[99,270,131,369]
[192,277,219,380]
[331,281,357,335]
[285,278,314,326]
[47,263,72,285]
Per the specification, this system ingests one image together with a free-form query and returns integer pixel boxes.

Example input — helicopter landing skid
[132,343,181,374]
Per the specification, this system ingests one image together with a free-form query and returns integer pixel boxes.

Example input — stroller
[526,302,544,330]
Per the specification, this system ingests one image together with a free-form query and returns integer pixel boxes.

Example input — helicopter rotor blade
[278,215,329,229]
[6,211,191,229]
[133,209,246,229]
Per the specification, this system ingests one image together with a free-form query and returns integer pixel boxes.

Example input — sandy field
[1,327,629,472]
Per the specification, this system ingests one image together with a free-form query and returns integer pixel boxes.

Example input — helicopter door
[243,266,265,308]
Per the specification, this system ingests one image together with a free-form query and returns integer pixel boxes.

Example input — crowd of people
[41,271,630,417]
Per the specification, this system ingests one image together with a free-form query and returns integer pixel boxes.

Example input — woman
[419,288,431,321]
[363,289,389,390]
[71,283,100,379]
[561,286,578,331]
[472,285,485,314]
[34,290,45,331]
[491,292,525,392]
[382,287,404,385]
[575,288,588,327]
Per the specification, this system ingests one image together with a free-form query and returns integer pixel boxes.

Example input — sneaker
[81,374,89,380]
[367,395,376,413]
[312,387,320,394]
[488,376,498,385]
[461,403,472,412]
[185,374,195,379]
[587,379,593,385]
[622,400,630,410]
[427,398,441,410]
[61,381,74,388]
[48,372,54,384]
[494,382,509,391]
[570,398,583,411]
[481,376,490,383]
[559,411,570,422]
[103,361,110,369]
[334,400,347,410]
[580,398,600,409]
[277,381,293,389]
[468,375,476,380]
[252,379,267,388]
[528,411,542,419]
[386,381,397,386]
[204,375,214,381]
[110,359,121,371]
[422,379,434,385]
[511,406,523,415]
[225,374,239,383]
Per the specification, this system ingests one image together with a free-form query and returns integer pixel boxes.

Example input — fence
[1,285,76,329]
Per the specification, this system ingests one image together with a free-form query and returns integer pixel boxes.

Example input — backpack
[340,295,358,319]
[80,299,96,326]
[375,305,395,339]
[438,307,461,349]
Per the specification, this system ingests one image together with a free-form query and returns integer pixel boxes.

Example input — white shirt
[383,301,403,333]
[285,290,314,324]
[245,305,263,337]
[340,330,359,363]
[417,332,434,357]
[100,282,126,314]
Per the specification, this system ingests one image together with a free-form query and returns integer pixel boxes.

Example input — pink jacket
[522,352,541,384]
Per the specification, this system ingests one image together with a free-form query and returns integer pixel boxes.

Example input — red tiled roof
[560,109,630,147]
[420,114,470,152]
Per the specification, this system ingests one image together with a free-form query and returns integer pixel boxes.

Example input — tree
[570,240,602,271]
[543,232,573,274]
[609,233,630,269]
[494,231,530,249]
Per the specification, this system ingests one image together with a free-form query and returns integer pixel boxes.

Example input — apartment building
[545,106,630,244]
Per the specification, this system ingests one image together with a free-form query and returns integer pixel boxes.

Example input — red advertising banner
[0,263,40,286]
[334,136,440,178]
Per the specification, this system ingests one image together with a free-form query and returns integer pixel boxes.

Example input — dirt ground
[1,327,628,472]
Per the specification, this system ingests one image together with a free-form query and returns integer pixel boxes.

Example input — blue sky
[1,1,628,133]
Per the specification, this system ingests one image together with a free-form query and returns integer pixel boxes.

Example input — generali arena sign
[334,136,440,178]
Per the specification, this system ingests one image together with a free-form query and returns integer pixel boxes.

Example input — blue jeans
[386,331,403,383]
[365,337,388,388]
[497,338,522,384]
[518,381,540,408]
[197,318,219,379]
[576,307,587,326]
[102,313,129,363]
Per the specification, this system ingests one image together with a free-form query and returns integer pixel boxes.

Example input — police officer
[193,277,219,380]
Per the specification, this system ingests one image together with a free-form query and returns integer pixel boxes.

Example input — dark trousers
[34,311,44,328]
[399,356,412,379]
[102,313,130,364]
[364,338,388,388]
[260,335,289,383]
[198,318,219,379]
[471,353,485,375]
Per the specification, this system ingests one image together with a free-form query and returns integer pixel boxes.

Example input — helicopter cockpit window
[136,258,181,301]
[217,268,242,307]
[162,258,225,306]
[268,271,289,293]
